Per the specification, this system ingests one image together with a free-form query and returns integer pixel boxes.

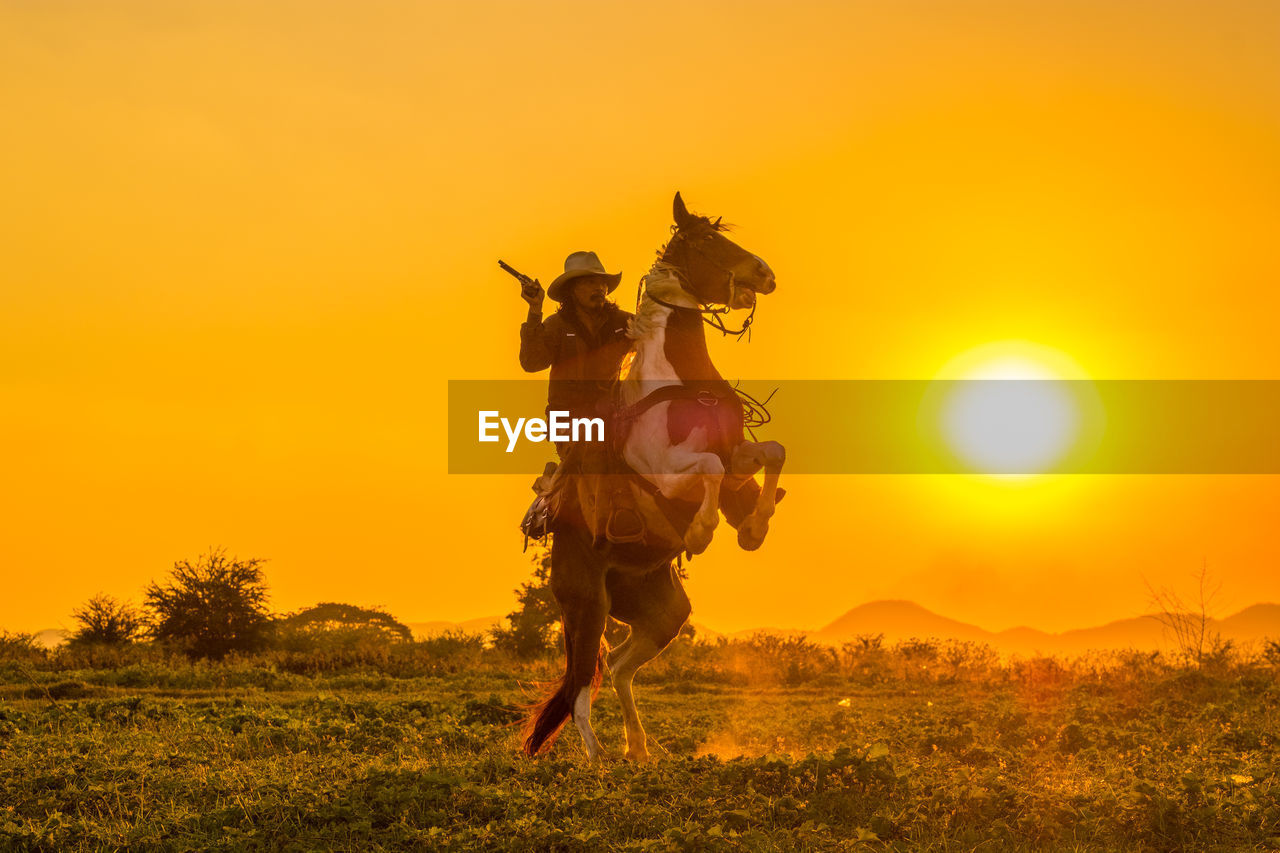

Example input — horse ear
[673,192,692,228]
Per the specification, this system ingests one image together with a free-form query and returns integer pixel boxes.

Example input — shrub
[490,548,561,659]
[273,602,413,652]
[1264,639,1280,669]
[145,548,271,659]
[70,593,145,646]
[0,631,43,664]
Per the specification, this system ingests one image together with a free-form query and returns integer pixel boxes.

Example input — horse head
[662,192,776,310]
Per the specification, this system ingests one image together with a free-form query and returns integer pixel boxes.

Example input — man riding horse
[514,195,787,763]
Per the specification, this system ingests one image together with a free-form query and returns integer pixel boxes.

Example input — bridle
[637,224,759,340]
[628,220,775,438]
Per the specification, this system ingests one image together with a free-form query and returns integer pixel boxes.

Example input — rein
[644,288,757,340]
[733,382,777,440]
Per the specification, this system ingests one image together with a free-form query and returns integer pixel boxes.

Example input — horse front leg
[729,440,786,551]
[680,451,724,556]
[627,417,725,556]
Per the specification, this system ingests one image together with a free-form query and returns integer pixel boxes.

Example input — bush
[70,593,145,646]
[273,602,414,652]
[489,548,561,660]
[0,631,43,664]
[836,634,889,684]
[51,641,178,671]
[145,548,271,659]
[1264,639,1280,669]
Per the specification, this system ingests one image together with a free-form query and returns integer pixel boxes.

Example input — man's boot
[519,461,558,550]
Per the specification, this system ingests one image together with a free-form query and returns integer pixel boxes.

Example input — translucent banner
[447,380,1280,474]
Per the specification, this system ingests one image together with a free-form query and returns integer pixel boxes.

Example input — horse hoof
[684,527,713,555]
[625,748,652,763]
[737,527,766,551]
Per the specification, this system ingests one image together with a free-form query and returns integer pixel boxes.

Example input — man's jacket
[519,304,635,418]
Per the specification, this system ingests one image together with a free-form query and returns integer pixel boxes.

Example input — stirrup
[605,506,646,544]
[520,461,558,552]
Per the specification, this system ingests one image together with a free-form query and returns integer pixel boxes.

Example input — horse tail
[521,636,608,756]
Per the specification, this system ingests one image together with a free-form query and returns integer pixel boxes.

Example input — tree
[144,548,271,659]
[70,593,144,645]
[274,602,413,650]
[490,547,561,659]
[1145,560,1231,669]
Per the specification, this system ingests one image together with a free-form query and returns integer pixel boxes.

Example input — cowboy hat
[547,251,622,302]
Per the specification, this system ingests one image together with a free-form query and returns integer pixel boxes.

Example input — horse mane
[628,263,686,340]
[654,215,734,257]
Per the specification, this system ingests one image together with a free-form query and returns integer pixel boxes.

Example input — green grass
[2,654,1278,852]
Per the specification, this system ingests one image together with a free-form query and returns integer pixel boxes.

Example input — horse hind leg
[563,591,609,761]
[524,533,610,761]
[607,564,692,762]
[609,634,661,762]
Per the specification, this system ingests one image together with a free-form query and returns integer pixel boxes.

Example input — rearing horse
[523,193,786,761]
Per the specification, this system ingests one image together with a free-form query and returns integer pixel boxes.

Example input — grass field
[2,641,1278,851]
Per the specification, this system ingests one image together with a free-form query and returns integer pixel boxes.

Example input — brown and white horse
[523,193,786,761]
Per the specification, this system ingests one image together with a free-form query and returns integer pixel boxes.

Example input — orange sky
[3,0,1279,635]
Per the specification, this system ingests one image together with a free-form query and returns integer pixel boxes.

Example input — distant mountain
[999,605,1280,655]
[748,600,1280,655]
[33,629,70,649]
[407,616,501,640]
[994,626,1056,650]
[812,600,992,646]
[1044,616,1167,654]
[688,623,726,643]
[1222,603,1280,637]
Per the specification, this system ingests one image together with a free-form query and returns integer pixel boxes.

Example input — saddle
[519,381,746,549]
[519,450,650,549]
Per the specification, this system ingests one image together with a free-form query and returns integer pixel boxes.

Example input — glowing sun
[930,341,1094,476]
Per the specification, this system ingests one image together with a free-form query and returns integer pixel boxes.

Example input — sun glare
[927,341,1095,477]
